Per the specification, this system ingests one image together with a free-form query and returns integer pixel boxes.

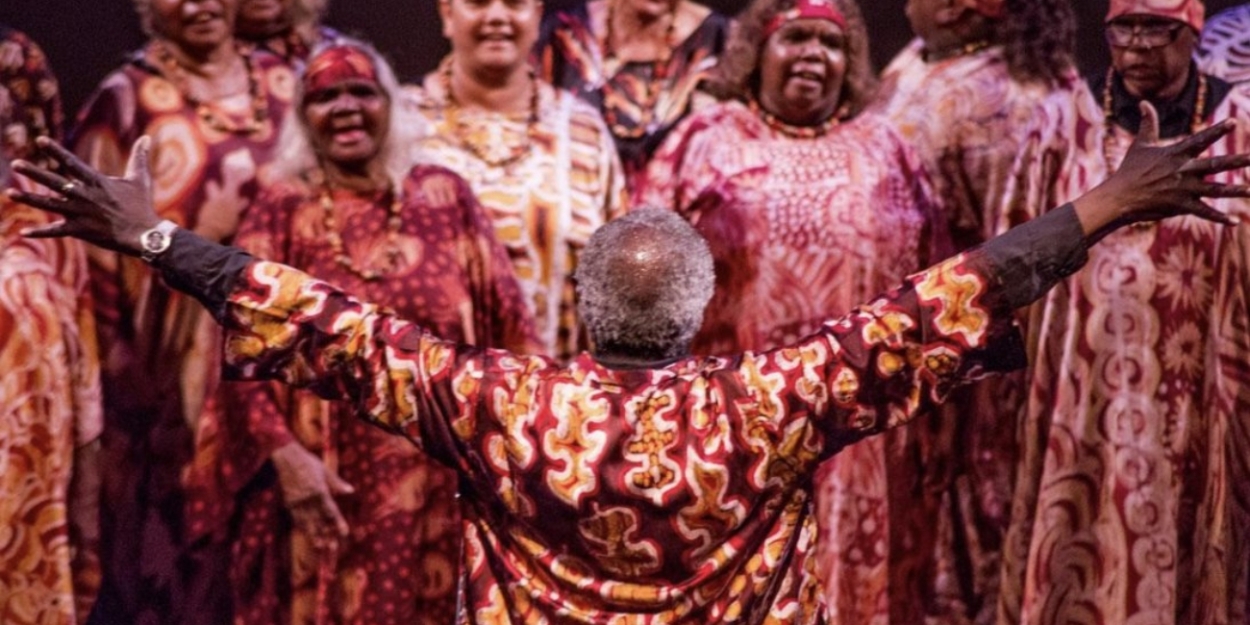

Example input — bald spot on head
[576,209,715,361]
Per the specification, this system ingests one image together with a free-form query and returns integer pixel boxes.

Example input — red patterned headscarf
[302,44,380,98]
[1107,0,1205,31]
[763,0,848,39]
[960,0,1006,19]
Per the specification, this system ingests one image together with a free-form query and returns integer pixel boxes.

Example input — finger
[1183,180,1250,199]
[11,159,74,193]
[35,136,101,184]
[20,221,75,239]
[124,136,152,183]
[1179,152,1250,176]
[325,471,355,496]
[321,494,350,538]
[1173,119,1237,158]
[1137,101,1161,145]
[1182,199,1238,226]
[6,189,78,216]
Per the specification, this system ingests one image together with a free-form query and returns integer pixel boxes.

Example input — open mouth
[787,69,826,88]
[478,32,516,45]
[330,124,369,144]
[186,11,224,28]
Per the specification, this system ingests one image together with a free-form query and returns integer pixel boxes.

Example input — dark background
[0,0,1244,121]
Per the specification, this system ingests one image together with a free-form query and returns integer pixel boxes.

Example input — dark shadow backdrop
[0,0,1243,125]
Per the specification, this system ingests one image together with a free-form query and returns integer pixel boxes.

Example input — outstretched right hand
[7,135,160,256]
[1074,102,1250,241]
[271,442,355,553]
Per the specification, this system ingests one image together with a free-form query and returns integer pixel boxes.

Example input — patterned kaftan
[0,26,102,625]
[204,210,1083,623]
[871,40,1107,625]
[636,100,948,625]
[407,69,626,361]
[1198,4,1250,84]
[183,166,540,625]
[0,200,101,625]
[1000,75,1250,625]
[535,1,729,191]
[69,44,292,625]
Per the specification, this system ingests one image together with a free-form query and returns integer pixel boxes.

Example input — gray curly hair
[576,209,715,360]
[272,38,430,190]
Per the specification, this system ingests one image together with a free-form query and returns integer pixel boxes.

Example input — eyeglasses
[1105,21,1186,49]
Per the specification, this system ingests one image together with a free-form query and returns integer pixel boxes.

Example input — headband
[763,0,848,39]
[302,45,380,97]
[961,0,1006,20]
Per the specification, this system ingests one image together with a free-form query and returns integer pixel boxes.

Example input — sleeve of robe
[152,202,1089,472]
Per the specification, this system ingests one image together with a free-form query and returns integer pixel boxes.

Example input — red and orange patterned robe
[1000,77,1250,625]
[0,25,102,625]
[69,42,292,624]
[184,166,540,625]
[187,206,1079,623]
[871,40,1107,624]
[408,70,627,362]
[636,100,951,625]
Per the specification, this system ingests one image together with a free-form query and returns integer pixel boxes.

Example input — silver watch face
[141,227,172,255]
[141,230,168,251]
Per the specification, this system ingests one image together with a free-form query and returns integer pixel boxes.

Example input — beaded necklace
[152,40,268,134]
[441,62,541,171]
[748,97,840,139]
[1101,68,1208,229]
[1101,67,1207,166]
[600,0,678,139]
[920,39,991,64]
[318,175,404,281]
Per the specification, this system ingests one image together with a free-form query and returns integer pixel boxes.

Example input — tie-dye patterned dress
[636,99,950,625]
[0,25,102,625]
[999,73,1250,625]
[871,40,1106,625]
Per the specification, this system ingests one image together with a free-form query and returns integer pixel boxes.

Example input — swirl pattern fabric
[214,242,1030,623]
[68,44,293,625]
[1001,82,1250,625]
[0,198,102,625]
[872,40,1107,625]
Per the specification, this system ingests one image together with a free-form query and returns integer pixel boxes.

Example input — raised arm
[5,137,499,446]
[6,103,1250,424]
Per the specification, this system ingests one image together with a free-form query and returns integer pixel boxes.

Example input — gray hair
[576,209,715,360]
[133,0,157,37]
[272,38,430,190]
[289,0,329,29]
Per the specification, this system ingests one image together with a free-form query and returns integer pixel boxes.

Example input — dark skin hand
[7,102,1250,266]
[9,135,160,255]
[1072,102,1250,239]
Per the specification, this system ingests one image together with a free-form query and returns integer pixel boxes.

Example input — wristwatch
[139,219,179,264]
